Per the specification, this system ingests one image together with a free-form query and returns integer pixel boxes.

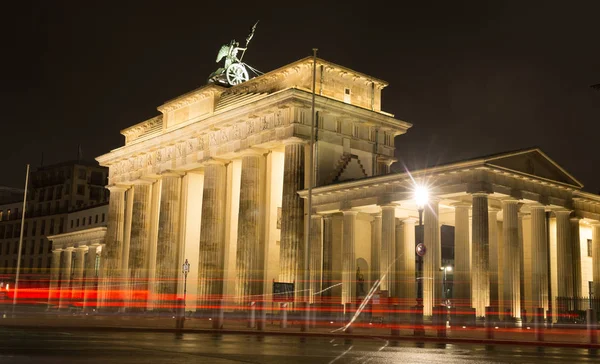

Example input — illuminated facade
[50,57,600,324]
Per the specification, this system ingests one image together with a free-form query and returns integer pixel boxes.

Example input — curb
[2,324,599,349]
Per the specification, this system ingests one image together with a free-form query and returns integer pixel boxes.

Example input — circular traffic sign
[416,243,426,257]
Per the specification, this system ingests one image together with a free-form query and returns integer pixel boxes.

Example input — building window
[13,242,18,254]
[29,242,34,255]
[77,184,85,196]
[588,239,593,257]
[102,214,105,223]
[7,209,11,220]
[95,215,98,224]
[343,88,351,104]
[39,240,43,254]
[0,211,3,221]
[590,281,594,297]
[40,220,46,235]
[352,124,359,138]
[88,216,92,225]
[70,220,74,229]
[47,241,52,253]
[23,223,28,237]
[78,168,87,180]
[50,219,55,234]
[56,186,62,200]
[76,219,80,227]
[82,218,86,226]
[59,218,64,234]
[95,254,100,277]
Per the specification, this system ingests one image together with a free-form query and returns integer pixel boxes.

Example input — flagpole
[12,164,30,314]
[302,48,317,331]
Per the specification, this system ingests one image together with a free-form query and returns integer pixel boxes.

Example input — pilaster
[47,249,62,309]
[529,204,548,313]
[453,202,471,311]
[155,172,183,309]
[380,205,396,292]
[198,161,227,309]
[423,198,440,316]
[341,210,358,305]
[555,210,573,299]
[502,199,521,319]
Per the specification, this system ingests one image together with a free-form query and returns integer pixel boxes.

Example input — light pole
[182,259,190,311]
[440,266,452,305]
[414,185,428,336]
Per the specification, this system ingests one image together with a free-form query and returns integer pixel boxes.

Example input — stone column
[83,244,99,311]
[570,217,582,302]
[502,199,521,319]
[592,222,600,302]
[71,247,86,304]
[423,199,440,316]
[197,161,227,310]
[555,210,573,299]
[155,173,182,310]
[235,151,264,304]
[309,215,323,303]
[47,249,62,309]
[488,206,501,314]
[99,185,127,310]
[127,182,152,309]
[471,193,490,317]
[279,140,305,287]
[370,213,382,288]
[401,218,417,307]
[380,205,396,292]
[530,205,549,314]
[322,215,333,299]
[58,248,74,310]
[341,211,358,305]
[453,202,471,311]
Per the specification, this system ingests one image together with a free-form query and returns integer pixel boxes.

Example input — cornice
[157,84,226,114]
[47,227,107,244]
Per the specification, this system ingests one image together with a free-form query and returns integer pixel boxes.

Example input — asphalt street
[0,328,598,364]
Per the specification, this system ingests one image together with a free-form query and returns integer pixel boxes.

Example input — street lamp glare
[446,266,452,272]
[414,186,428,209]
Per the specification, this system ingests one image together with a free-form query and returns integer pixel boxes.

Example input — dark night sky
[2,1,599,192]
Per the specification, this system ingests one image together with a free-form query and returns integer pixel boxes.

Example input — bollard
[344,303,355,334]
[175,298,185,331]
[390,304,400,336]
[435,305,446,338]
[534,307,544,342]
[256,301,266,331]
[248,301,256,328]
[485,306,494,339]
[413,304,425,336]
[213,299,224,329]
[587,309,597,344]
[300,302,310,332]
[280,303,288,328]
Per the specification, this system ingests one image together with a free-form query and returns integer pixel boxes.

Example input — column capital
[528,202,548,210]
[570,216,581,222]
[159,170,185,178]
[371,212,382,219]
[379,203,398,211]
[451,201,471,208]
[238,148,267,157]
[466,182,493,195]
[402,217,418,224]
[553,208,573,217]
[341,209,359,216]
[52,248,63,253]
[203,158,229,166]
[589,220,600,226]
[281,137,307,146]
[488,205,501,213]
[106,184,130,193]
[131,178,155,185]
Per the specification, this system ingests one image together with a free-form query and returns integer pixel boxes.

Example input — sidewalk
[2,312,599,349]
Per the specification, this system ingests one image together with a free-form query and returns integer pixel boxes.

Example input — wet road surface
[0,328,598,363]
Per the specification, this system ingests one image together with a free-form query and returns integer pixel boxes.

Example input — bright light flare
[414,185,428,208]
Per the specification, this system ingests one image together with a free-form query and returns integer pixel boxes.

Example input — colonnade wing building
[80,56,600,321]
